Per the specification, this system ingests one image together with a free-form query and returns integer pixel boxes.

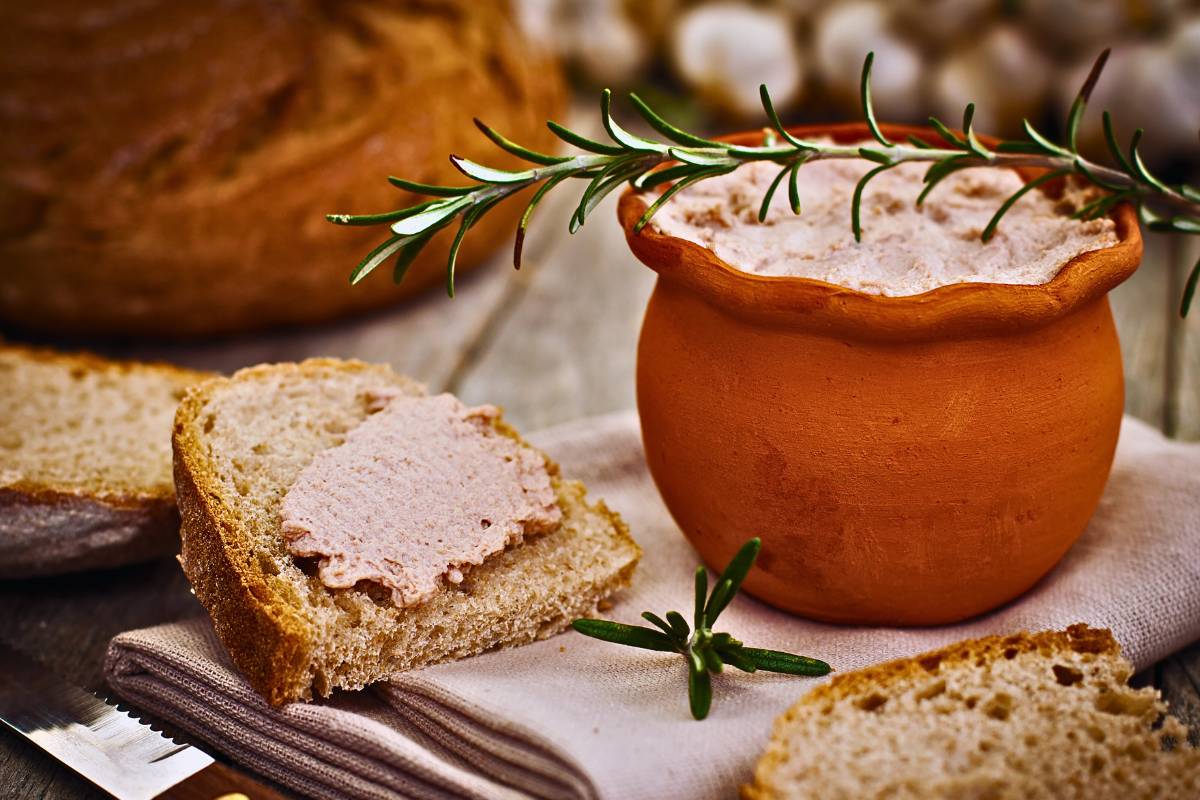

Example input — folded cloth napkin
[105,412,1200,800]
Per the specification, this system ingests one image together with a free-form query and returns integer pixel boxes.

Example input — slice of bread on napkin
[745,624,1199,799]
[173,358,640,705]
[0,343,209,577]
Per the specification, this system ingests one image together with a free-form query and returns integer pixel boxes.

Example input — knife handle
[157,761,292,800]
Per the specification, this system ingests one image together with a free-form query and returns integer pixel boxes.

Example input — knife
[0,640,289,799]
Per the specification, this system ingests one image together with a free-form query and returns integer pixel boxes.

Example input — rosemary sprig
[330,49,1200,315]
[571,538,831,720]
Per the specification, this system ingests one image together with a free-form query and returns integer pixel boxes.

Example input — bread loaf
[0,0,564,337]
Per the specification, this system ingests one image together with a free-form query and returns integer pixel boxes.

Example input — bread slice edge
[174,359,641,705]
[742,624,1194,800]
[1,343,211,575]
[0,487,179,577]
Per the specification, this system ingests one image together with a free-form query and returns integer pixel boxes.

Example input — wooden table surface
[2,117,1198,797]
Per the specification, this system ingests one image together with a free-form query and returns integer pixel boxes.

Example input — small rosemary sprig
[329,49,1200,315]
[571,538,831,720]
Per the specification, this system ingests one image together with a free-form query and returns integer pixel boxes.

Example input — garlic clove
[891,0,996,49]
[930,25,1051,137]
[670,1,804,119]
[1061,19,1200,169]
[812,0,924,121]
[513,0,649,87]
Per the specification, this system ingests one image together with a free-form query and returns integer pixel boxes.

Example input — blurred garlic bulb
[620,0,683,51]
[1175,17,1200,78]
[1064,18,1200,168]
[1135,0,1194,30]
[513,0,649,87]
[930,25,1051,137]
[1021,0,1126,53]
[1022,0,1190,54]
[812,0,924,121]
[891,0,997,50]
[573,4,650,87]
[775,0,829,17]
[670,1,804,119]
[513,0,559,50]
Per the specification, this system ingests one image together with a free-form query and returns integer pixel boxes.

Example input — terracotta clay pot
[619,122,1142,626]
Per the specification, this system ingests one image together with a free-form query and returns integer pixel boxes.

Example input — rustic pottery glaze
[619,123,1143,625]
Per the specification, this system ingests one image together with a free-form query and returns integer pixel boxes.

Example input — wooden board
[1172,235,1200,440]
[0,560,199,799]
[447,103,656,431]
[1110,234,1171,428]
[450,190,655,431]
[108,252,520,392]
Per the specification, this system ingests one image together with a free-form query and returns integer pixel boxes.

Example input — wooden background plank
[1109,236,1170,429]
[0,560,198,800]
[1172,235,1200,440]
[450,190,654,431]
[109,250,518,391]
[447,108,655,431]
[1158,643,1200,748]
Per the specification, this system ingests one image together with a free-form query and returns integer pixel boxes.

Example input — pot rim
[617,122,1143,342]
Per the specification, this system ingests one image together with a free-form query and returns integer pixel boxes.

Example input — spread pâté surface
[280,392,561,606]
[650,147,1118,296]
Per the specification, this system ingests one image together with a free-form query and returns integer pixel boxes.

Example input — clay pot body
[620,123,1142,625]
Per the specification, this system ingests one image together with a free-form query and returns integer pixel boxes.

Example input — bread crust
[743,625,1146,800]
[0,488,179,577]
[1,343,210,575]
[796,624,1117,707]
[173,359,640,705]
[0,342,208,380]
[173,361,361,704]
[174,413,314,705]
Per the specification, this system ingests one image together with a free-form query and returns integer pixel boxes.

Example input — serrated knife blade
[0,639,214,799]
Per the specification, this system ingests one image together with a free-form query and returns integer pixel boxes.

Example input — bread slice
[173,358,641,705]
[745,624,1199,800]
[0,344,210,576]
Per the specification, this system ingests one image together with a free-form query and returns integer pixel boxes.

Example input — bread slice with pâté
[744,624,1200,800]
[0,343,211,576]
[173,358,641,705]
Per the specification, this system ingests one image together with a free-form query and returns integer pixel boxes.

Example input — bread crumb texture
[173,359,640,705]
[0,345,202,496]
[651,151,1117,296]
[0,344,208,575]
[744,624,1200,800]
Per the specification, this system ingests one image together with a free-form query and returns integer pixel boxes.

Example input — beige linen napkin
[105,412,1200,800]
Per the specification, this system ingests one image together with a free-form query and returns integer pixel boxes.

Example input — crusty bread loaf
[173,359,641,705]
[745,624,1200,800]
[0,0,564,337]
[0,344,210,576]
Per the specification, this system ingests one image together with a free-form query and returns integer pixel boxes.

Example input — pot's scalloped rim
[617,122,1143,342]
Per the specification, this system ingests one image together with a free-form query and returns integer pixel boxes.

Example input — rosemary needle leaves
[330,49,1200,315]
[571,538,831,720]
